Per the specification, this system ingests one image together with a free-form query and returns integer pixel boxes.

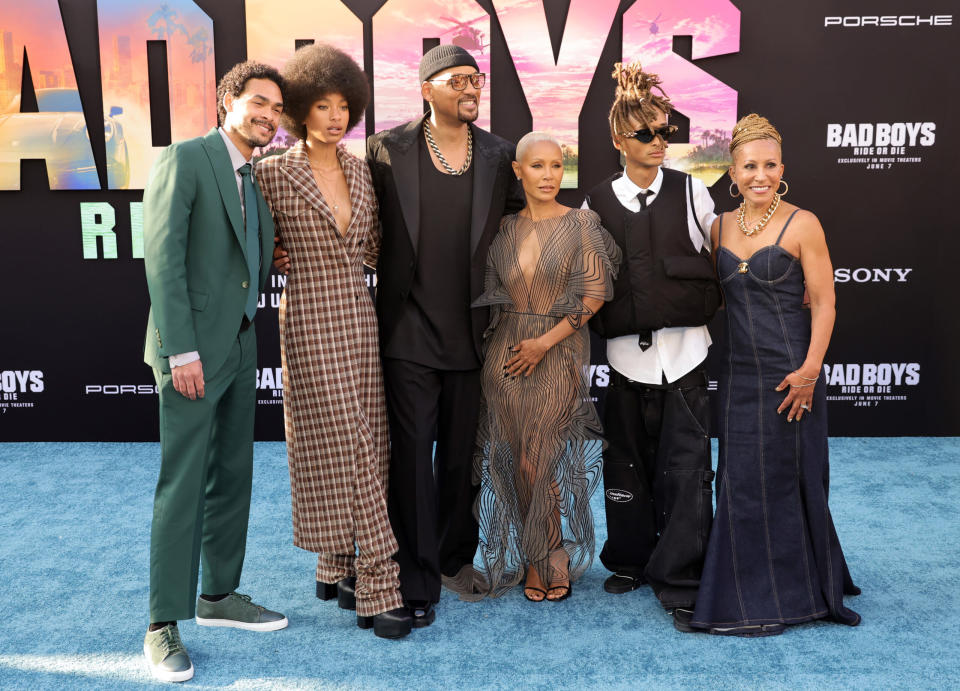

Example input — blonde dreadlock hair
[729,114,782,156]
[608,60,672,139]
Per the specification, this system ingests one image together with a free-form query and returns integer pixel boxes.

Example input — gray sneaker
[143,625,194,683]
[195,592,288,631]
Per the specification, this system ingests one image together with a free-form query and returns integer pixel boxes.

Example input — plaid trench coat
[257,142,393,557]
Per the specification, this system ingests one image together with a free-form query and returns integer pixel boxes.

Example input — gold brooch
[737,261,749,274]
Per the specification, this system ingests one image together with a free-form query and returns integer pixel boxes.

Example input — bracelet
[790,381,817,389]
[792,371,819,381]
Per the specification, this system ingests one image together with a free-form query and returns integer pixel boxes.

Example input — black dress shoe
[672,607,702,633]
[709,623,785,637]
[337,577,357,610]
[356,607,413,639]
[406,600,436,628]
[603,573,644,594]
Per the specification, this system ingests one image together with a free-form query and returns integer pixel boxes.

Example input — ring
[800,403,810,410]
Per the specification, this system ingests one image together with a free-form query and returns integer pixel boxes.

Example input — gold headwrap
[729,114,782,155]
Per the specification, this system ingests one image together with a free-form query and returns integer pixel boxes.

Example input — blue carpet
[0,439,958,689]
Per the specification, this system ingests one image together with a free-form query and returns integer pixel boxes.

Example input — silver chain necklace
[423,120,473,176]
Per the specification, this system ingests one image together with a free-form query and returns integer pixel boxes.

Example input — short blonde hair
[515,131,562,162]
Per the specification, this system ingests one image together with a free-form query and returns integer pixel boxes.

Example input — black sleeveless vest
[587,168,720,338]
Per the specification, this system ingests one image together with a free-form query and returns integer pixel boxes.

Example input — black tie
[237,164,260,321]
[636,189,653,350]
[638,331,653,351]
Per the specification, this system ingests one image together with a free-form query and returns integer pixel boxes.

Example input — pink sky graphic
[623,0,740,183]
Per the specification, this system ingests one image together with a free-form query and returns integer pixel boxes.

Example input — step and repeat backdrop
[0,0,956,440]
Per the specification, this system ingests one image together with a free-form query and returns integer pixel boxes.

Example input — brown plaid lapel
[339,149,366,241]
[279,140,366,241]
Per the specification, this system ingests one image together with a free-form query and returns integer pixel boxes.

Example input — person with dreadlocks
[688,114,861,636]
[583,60,720,632]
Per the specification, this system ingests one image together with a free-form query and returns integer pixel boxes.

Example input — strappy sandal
[546,549,572,601]
[523,565,547,602]
[523,586,547,602]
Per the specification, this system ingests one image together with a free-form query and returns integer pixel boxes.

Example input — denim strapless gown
[691,211,860,634]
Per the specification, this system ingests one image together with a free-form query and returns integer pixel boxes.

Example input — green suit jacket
[143,128,274,377]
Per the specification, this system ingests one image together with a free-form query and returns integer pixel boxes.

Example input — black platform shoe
[316,581,337,600]
[357,607,413,639]
[316,577,356,610]
[337,577,356,610]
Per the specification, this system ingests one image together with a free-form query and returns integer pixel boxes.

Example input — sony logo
[85,385,157,394]
[825,15,952,27]
[834,268,912,283]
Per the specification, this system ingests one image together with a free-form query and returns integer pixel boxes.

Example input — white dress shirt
[218,126,253,220]
[583,167,717,384]
[169,129,253,368]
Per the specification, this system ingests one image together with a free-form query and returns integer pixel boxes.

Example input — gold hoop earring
[777,180,789,196]
[729,182,740,198]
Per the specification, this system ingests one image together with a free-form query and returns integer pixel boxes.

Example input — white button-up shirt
[218,126,253,220]
[583,167,717,384]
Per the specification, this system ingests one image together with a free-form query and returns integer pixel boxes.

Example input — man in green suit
[141,61,287,683]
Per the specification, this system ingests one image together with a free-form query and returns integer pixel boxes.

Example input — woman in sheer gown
[460,132,620,602]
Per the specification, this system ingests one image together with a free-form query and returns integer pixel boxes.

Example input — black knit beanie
[418,44,479,83]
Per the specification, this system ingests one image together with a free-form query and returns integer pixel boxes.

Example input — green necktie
[237,163,260,321]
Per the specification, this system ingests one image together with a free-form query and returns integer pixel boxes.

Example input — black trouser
[599,365,714,609]
[382,358,482,604]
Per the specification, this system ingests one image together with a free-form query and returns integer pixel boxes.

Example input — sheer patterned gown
[463,208,620,599]
[691,211,860,634]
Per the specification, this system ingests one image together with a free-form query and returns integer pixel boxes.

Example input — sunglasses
[427,73,487,91]
[622,124,678,143]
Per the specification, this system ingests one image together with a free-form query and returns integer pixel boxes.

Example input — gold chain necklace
[310,165,345,213]
[423,120,473,175]
[737,193,781,237]
[310,163,341,176]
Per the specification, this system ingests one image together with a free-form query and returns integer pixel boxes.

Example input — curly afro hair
[216,61,284,127]
[280,43,370,140]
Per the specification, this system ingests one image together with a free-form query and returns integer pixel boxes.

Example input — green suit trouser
[149,325,257,623]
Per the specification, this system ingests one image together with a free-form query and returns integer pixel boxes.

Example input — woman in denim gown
[690,115,860,636]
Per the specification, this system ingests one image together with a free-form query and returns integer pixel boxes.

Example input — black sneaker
[603,573,644,594]
[407,600,436,628]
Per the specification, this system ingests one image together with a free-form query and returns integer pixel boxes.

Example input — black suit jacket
[367,115,524,359]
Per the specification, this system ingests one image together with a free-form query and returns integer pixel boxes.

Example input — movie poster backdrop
[0,0,956,440]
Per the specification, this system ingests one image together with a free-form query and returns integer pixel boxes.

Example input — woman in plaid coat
[257,44,410,639]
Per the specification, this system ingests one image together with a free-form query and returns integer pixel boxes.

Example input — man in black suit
[366,45,523,626]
